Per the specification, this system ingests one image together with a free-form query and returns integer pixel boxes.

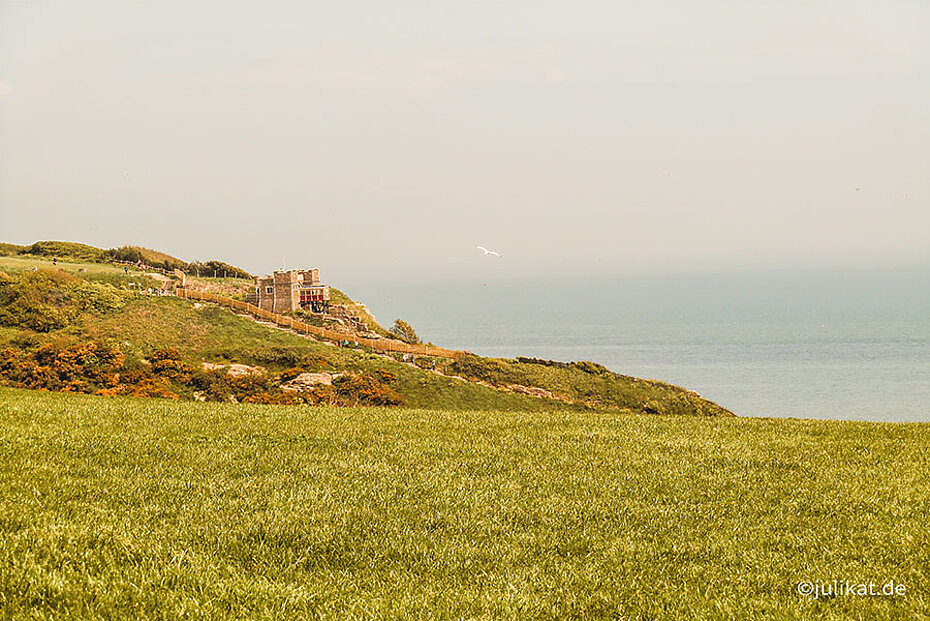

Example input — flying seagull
[476,245,502,258]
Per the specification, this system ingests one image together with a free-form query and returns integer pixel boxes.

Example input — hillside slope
[0,248,733,416]
[1,239,251,278]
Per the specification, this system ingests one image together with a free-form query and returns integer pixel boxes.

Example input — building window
[265,286,273,294]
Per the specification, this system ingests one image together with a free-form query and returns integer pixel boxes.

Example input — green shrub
[0,243,25,256]
[0,342,123,393]
[71,281,130,313]
[515,356,571,369]
[0,271,131,332]
[278,367,305,382]
[105,246,145,264]
[570,360,612,375]
[390,319,421,344]
[448,354,523,387]
[104,246,189,272]
[0,271,81,332]
[149,348,182,362]
[188,260,251,279]
[333,373,403,406]
[151,358,194,383]
[247,347,304,367]
[19,241,107,263]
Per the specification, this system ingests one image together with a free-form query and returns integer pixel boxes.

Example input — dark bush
[104,246,189,272]
[20,241,107,263]
[448,354,523,387]
[516,356,571,369]
[105,246,144,264]
[0,271,128,332]
[0,271,81,332]
[570,360,612,375]
[279,367,305,382]
[188,260,251,279]
[151,358,194,383]
[149,348,182,362]
[0,342,123,393]
[248,347,303,367]
[413,357,435,370]
[333,373,404,406]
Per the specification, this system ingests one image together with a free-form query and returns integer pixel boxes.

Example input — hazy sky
[1,1,928,285]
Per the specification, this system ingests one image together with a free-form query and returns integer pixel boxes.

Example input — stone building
[245,269,330,313]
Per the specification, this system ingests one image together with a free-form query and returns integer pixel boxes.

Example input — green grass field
[0,255,125,276]
[1,388,927,620]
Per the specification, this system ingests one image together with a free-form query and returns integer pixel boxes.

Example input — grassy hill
[0,251,732,415]
[1,388,926,619]
[0,242,26,255]
[2,239,250,278]
[15,240,109,262]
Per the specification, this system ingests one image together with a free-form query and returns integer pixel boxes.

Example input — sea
[354,266,930,422]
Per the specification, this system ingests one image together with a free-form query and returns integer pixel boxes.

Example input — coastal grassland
[0,252,731,416]
[2,293,568,412]
[0,255,125,277]
[182,274,255,297]
[1,388,927,620]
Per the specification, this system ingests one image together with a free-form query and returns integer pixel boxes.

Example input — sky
[1,1,928,287]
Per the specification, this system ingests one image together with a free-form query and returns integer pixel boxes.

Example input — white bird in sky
[476,245,502,258]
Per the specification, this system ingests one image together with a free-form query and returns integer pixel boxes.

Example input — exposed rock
[507,384,556,399]
[280,372,334,393]
[227,363,266,377]
[200,362,266,377]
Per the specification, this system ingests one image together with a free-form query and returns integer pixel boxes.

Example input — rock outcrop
[280,372,336,393]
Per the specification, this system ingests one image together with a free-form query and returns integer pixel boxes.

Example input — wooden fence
[176,288,460,358]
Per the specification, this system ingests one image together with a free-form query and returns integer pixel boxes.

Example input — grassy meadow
[1,388,927,619]
[0,255,127,277]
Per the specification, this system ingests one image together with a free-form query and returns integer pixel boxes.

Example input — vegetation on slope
[19,240,109,263]
[0,242,26,256]
[329,286,395,338]
[0,270,580,412]
[4,240,251,279]
[105,245,189,271]
[0,270,133,332]
[0,343,406,406]
[0,249,733,416]
[1,388,926,620]
[446,354,732,416]
[0,254,156,282]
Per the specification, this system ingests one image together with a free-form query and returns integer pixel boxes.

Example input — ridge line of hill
[1,240,251,279]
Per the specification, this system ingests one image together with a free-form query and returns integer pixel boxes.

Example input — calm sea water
[354,268,930,422]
